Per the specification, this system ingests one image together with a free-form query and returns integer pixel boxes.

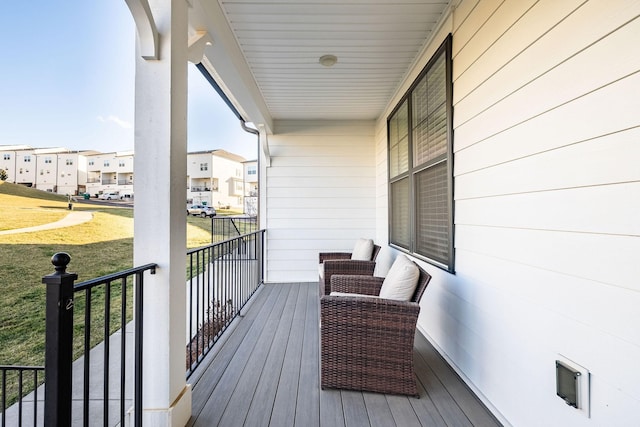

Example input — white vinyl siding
[375,1,640,426]
[265,120,376,282]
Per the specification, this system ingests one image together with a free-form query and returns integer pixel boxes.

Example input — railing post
[42,252,78,427]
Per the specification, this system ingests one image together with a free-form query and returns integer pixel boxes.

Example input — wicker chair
[320,262,431,397]
[318,244,381,296]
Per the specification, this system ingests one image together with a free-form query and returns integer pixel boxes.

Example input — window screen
[390,177,410,249]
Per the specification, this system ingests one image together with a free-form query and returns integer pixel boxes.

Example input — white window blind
[390,177,410,248]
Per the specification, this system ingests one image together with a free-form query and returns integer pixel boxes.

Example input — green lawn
[0,181,235,366]
[0,181,250,406]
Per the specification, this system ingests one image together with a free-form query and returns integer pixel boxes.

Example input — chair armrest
[319,252,352,263]
[330,274,383,296]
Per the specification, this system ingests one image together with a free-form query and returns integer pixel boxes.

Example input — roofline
[195,63,244,122]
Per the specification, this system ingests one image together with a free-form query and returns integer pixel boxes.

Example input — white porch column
[130,0,191,425]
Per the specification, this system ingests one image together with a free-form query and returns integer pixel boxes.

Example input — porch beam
[187,31,213,64]
[130,0,191,425]
[124,0,159,60]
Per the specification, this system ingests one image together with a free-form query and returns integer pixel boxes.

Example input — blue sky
[0,1,257,160]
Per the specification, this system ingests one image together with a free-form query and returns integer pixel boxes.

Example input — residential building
[243,160,257,197]
[0,145,91,195]
[243,160,258,216]
[0,145,31,183]
[13,149,36,188]
[122,1,639,426]
[85,151,135,198]
[34,148,88,196]
[1,146,247,203]
[34,151,58,192]
[186,149,246,209]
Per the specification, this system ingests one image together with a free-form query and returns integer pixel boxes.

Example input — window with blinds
[387,35,454,272]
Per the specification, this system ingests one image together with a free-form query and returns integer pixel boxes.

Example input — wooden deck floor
[187,282,501,427]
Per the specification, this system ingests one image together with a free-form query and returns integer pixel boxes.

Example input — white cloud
[97,115,132,129]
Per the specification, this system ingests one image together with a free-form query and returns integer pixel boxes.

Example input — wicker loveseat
[318,239,381,296]
[320,258,431,396]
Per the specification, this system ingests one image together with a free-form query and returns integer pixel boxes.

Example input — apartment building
[1,146,251,207]
[11,149,36,188]
[36,149,89,196]
[187,149,247,209]
[243,160,258,216]
[85,151,135,198]
[0,146,92,195]
[0,145,31,183]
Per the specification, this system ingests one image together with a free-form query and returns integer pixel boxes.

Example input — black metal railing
[212,216,258,243]
[5,228,263,424]
[186,230,265,377]
[1,365,45,427]
[42,253,156,427]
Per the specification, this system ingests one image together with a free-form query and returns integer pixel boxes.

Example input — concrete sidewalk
[2,326,135,426]
[0,211,93,235]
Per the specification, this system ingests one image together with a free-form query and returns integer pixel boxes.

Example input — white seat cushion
[330,292,379,299]
[351,238,374,260]
[378,255,419,301]
[318,263,325,280]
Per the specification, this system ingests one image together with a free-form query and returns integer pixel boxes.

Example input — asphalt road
[75,197,133,208]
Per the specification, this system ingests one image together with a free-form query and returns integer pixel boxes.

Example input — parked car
[187,204,216,218]
[99,192,120,200]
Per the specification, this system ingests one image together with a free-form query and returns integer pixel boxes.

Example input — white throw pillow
[351,238,374,260]
[378,255,419,301]
[373,247,394,277]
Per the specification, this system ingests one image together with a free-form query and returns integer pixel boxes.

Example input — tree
[0,169,7,181]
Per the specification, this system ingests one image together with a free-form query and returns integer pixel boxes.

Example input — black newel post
[42,252,78,427]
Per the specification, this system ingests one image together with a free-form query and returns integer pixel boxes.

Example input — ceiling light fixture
[319,54,338,67]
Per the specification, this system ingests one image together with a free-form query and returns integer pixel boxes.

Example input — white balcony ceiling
[190,0,451,125]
